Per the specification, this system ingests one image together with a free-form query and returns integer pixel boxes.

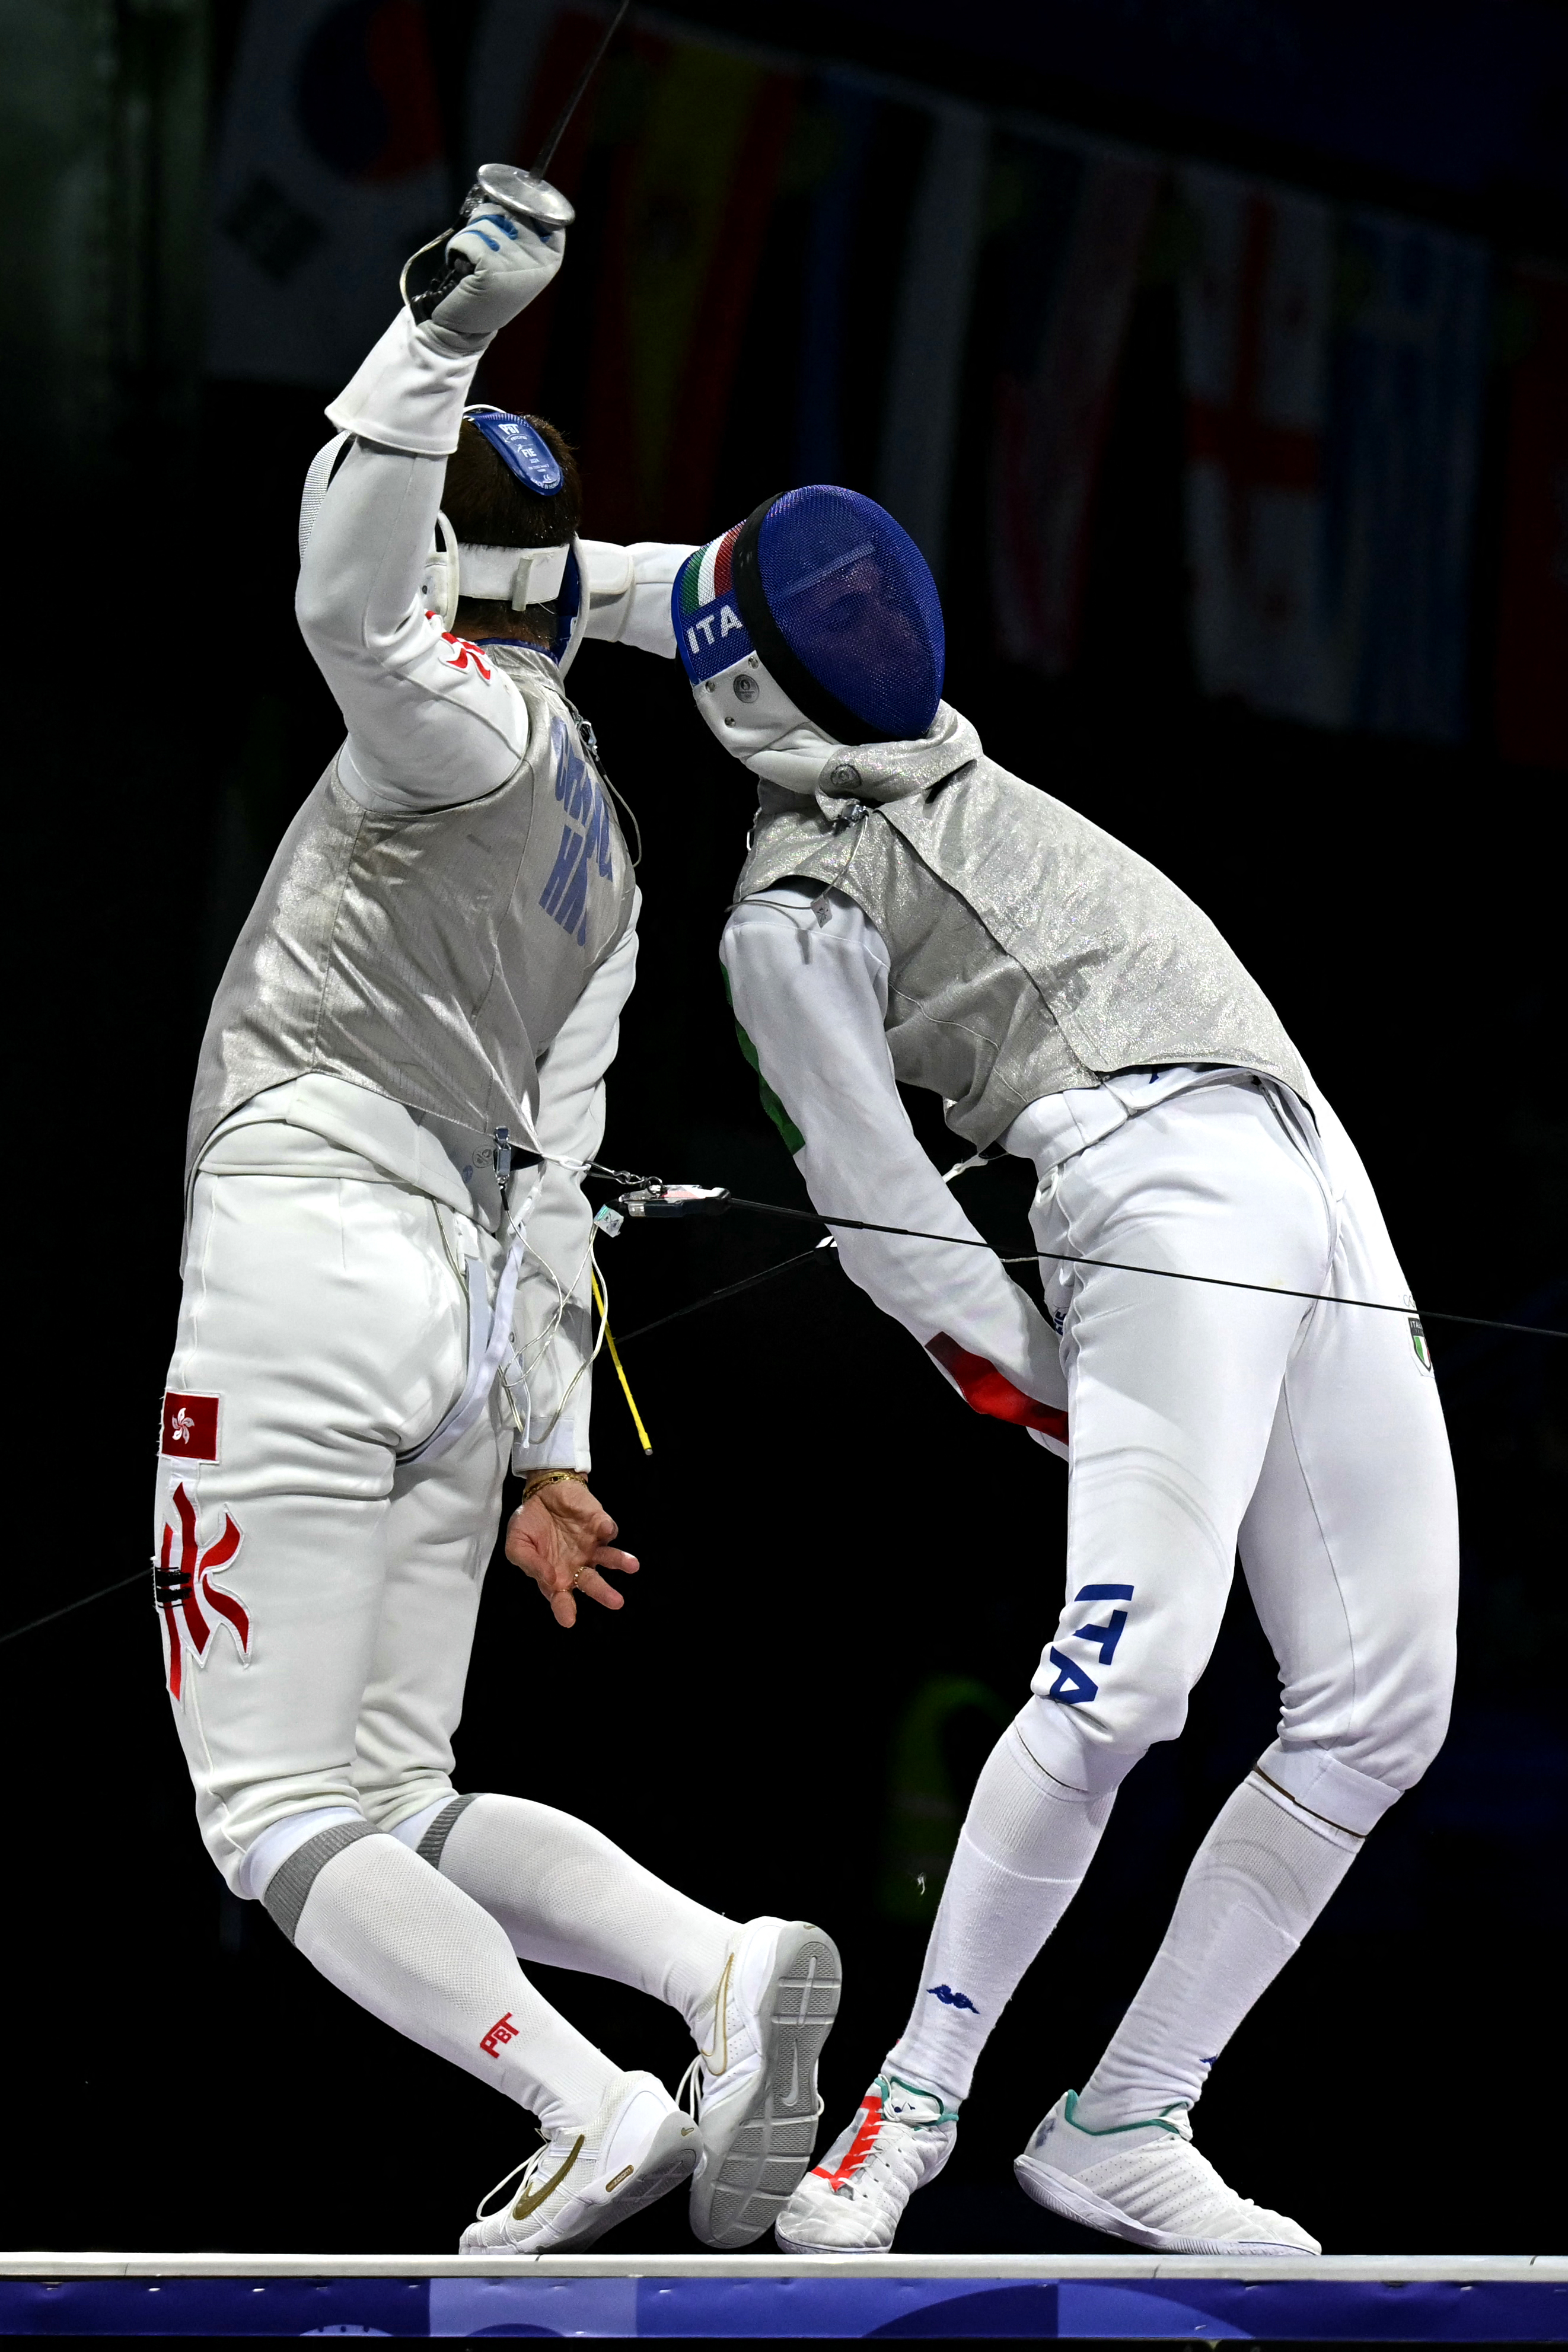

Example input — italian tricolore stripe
[674,521,753,683]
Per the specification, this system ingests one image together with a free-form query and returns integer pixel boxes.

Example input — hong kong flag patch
[161,1391,221,1464]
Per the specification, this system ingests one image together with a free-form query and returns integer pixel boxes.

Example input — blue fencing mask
[673,486,945,745]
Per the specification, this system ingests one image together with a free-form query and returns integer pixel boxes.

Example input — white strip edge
[1,2254,1561,2281]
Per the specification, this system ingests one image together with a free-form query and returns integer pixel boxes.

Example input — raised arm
[295,211,563,814]
[721,887,1067,1452]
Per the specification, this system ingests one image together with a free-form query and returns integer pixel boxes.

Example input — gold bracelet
[522,1468,589,1502]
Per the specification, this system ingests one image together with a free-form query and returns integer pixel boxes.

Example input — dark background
[4,0,1564,2262]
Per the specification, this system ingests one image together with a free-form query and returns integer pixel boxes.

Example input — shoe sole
[463,2112,702,2256]
[1014,2152,1319,2258]
[690,1922,842,2251]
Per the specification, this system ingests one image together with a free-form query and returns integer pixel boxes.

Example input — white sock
[294,1832,622,2133]
[1075,1777,1360,2125]
[437,1793,735,2040]
[886,1723,1113,2100]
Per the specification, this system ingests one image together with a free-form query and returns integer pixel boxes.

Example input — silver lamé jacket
[732,703,1315,1150]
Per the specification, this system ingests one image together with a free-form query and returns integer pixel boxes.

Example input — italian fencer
[153,190,839,2253]
[671,489,1458,2254]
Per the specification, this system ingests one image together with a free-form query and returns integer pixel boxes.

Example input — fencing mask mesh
[674,486,945,745]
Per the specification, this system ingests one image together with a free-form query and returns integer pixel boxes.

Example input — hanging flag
[876,104,989,585]
[1319,211,1491,742]
[466,1,607,423]
[1494,264,1568,769]
[793,77,882,487]
[208,0,451,385]
[1178,164,1337,725]
[464,0,563,181]
[585,39,796,537]
[478,18,796,538]
[989,138,1159,674]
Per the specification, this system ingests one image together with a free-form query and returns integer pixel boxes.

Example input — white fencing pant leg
[154,1169,622,2131]
[1027,1084,1458,2124]
[352,1412,515,1838]
[156,1169,488,1869]
[901,1079,1457,2116]
[1239,1096,1459,1821]
[1019,1079,1337,1802]
[1070,1101,1458,2125]
[880,1081,1326,2102]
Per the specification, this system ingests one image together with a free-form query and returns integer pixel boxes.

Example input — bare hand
[505,1480,639,1628]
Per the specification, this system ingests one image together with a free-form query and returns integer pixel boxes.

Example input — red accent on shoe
[812,2090,884,2188]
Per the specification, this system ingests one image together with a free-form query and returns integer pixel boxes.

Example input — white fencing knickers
[1019,1076,1458,1824]
[885,1074,1459,2105]
[153,1164,518,1894]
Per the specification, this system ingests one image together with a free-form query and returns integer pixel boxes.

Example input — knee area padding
[415,1790,480,1869]
[1254,1741,1407,1840]
[262,1819,376,1943]
[1012,1696,1145,1803]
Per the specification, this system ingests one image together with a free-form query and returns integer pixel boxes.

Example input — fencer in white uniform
[671,489,1458,2254]
[154,196,839,2254]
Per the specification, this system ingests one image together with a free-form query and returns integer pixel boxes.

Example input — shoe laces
[676,2051,707,2121]
[677,2045,826,2131]
[678,1947,738,2121]
[473,2133,562,2222]
[818,2077,951,2192]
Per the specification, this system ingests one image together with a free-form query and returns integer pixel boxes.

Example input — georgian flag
[673,523,753,681]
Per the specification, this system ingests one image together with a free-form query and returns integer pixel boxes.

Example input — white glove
[423,208,564,342]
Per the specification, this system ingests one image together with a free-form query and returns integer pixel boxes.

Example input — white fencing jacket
[201,308,694,1469]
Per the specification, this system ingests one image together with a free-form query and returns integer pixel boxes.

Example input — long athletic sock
[436,1793,736,2039]
[294,1832,622,2133]
[886,1723,1114,2099]
[1074,1777,1360,2125]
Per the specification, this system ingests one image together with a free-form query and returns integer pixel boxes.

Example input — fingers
[572,1566,625,1612]
[592,1545,639,1576]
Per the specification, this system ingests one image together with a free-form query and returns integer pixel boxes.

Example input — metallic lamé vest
[734,704,1315,1150]
[187,646,633,1183]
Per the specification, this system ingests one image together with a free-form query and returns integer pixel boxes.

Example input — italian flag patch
[674,524,753,681]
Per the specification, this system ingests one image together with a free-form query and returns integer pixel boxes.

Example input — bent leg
[418,1794,735,2037]
[157,1170,621,2130]
[1075,1778,1357,2125]
[279,1822,620,2131]
[351,1341,738,2041]
[887,1721,1113,2097]
[157,1171,454,1881]
[1021,1079,1333,1799]
[1244,1101,1459,1825]
[887,1082,1334,2099]
[1076,1107,1459,2124]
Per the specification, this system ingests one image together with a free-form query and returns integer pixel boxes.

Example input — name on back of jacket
[539,716,614,945]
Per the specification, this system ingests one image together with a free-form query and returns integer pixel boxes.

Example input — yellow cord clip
[591,1269,652,1455]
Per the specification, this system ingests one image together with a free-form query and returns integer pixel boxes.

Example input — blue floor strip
[1,2254,1561,2338]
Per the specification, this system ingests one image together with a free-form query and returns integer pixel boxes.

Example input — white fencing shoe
[774,2073,959,2252]
[681,1917,842,2249]
[460,2070,701,2255]
[1015,2090,1321,2255]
